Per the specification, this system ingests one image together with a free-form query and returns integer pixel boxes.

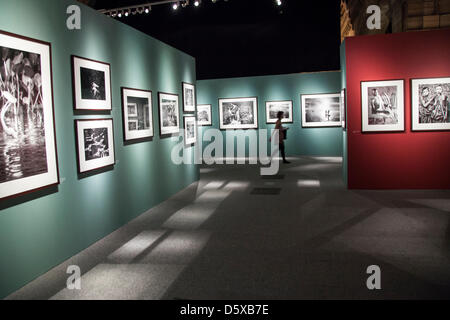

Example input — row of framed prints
[72,59,198,174]
[0,29,197,200]
[72,55,197,113]
[361,78,450,132]
[196,94,344,129]
[74,85,198,174]
[196,77,450,132]
[73,55,197,137]
[74,114,197,173]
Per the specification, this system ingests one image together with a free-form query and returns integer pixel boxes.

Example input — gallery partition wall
[343,28,450,189]
[197,71,343,158]
[0,0,198,298]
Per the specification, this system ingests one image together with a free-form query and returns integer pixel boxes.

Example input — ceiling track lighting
[98,0,234,18]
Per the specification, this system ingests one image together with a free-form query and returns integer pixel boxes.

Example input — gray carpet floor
[6,157,450,300]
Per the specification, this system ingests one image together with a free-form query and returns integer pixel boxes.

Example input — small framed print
[301,93,341,127]
[158,92,180,135]
[197,104,212,126]
[182,82,196,112]
[219,97,258,130]
[72,55,112,110]
[341,89,346,129]
[265,100,293,124]
[0,30,59,200]
[411,77,450,131]
[127,103,138,117]
[184,116,197,146]
[75,119,115,173]
[121,87,154,141]
[361,80,404,133]
[128,120,139,131]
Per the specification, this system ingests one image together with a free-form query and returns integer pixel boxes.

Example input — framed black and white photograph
[182,82,196,112]
[361,80,404,132]
[72,55,112,110]
[341,89,346,129]
[75,119,115,174]
[121,87,154,141]
[218,97,258,130]
[0,30,59,200]
[411,77,450,131]
[301,93,341,128]
[265,100,293,124]
[158,92,180,135]
[184,116,197,146]
[197,104,212,126]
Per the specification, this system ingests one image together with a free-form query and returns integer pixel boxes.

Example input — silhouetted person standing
[272,111,290,164]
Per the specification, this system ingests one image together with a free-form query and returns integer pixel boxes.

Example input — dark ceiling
[84,0,341,80]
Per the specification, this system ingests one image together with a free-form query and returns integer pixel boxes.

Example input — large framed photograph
[75,119,115,173]
[361,80,404,132]
[182,82,196,113]
[72,55,112,110]
[301,93,341,127]
[121,87,154,141]
[158,92,180,135]
[411,77,450,131]
[218,97,258,130]
[0,30,59,200]
[341,89,346,129]
[197,104,212,126]
[265,100,293,124]
[184,116,197,146]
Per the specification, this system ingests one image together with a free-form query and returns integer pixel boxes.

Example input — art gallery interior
[1,0,450,300]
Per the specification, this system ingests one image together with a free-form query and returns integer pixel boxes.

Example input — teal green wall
[197,71,343,157]
[0,0,198,298]
[340,41,348,187]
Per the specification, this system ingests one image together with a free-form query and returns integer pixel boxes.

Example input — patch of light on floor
[196,190,231,202]
[162,190,230,229]
[140,230,211,265]
[163,206,216,230]
[297,179,321,188]
[199,168,217,174]
[310,157,343,164]
[107,230,167,264]
[223,181,250,190]
[203,180,227,190]
[50,264,184,300]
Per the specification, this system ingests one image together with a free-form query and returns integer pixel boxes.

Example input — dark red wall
[345,29,450,189]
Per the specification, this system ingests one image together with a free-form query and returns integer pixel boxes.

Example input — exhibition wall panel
[0,0,198,298]
[345,29,450,189]
[197,71,343,157]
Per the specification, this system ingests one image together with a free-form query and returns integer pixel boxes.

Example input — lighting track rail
[98,0,282,18]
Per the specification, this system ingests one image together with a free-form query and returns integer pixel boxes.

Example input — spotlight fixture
[145,7,150,14]
[118,11,122,17]
[194,0,201,7]
[124,9,129,17]
[276,0,282,6]
[173,2,179,10]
